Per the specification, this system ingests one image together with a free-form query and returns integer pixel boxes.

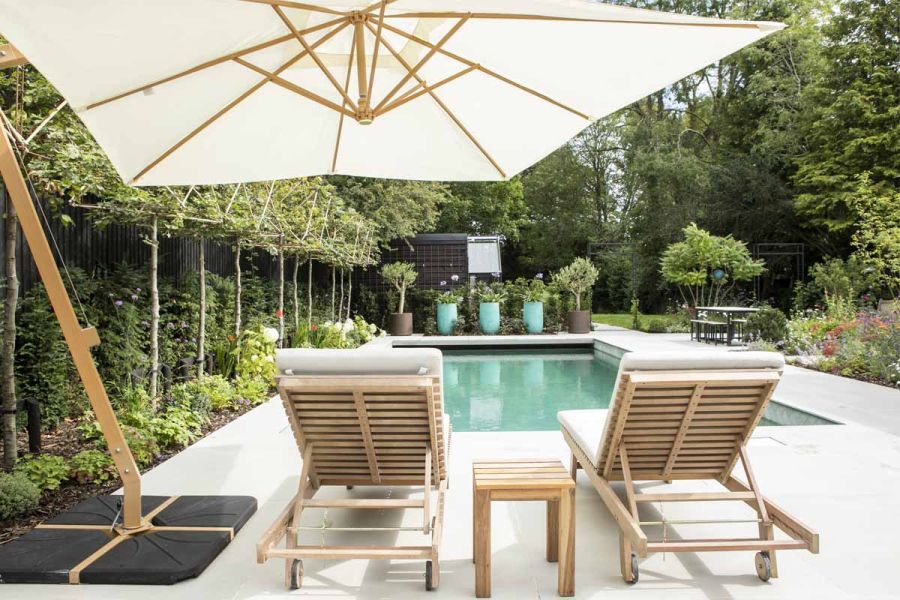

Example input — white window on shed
[467,237,502,275]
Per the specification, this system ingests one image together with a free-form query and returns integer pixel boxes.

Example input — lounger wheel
[627,552,639,584]
[425,560,435,591]
[346,485,354,490]
[755,551,772,582]
[289,559,304,590]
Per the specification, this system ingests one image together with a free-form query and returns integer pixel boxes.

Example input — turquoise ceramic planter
[479,302,501,334]
[436,303,458,335]
[523,301,544,334]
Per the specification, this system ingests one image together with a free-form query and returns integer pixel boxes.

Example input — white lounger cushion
[558,409,608,468]
[619,350,784,372]
[276,347,443,380]
[559,350,784,468]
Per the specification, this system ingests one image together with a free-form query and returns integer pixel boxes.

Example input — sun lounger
[257,348,450,591]
[559,351,818,583]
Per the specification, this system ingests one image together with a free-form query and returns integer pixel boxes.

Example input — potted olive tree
[477,286,506,335]
[381,262,417,336]
[436,293,459,336]
[522,278,546,334]
[554,257,599,334]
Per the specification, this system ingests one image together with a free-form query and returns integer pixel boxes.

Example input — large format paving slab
[4,389,900,600]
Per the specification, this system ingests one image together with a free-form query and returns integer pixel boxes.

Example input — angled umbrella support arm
[0,100,145,531]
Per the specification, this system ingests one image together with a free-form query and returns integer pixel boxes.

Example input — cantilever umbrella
[0,0,783,185]
[0,0,783,586]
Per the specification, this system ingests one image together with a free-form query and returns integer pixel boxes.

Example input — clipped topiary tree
[554,257,600,333]
[380,262,417,336]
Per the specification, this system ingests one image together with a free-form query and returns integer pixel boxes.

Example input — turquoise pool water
[443,348,618,431]
[441,348,835,431]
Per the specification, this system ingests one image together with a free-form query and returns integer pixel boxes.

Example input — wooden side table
[472,458,575,597]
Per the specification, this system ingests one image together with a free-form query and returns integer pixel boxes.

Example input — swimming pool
[441,348,834,431]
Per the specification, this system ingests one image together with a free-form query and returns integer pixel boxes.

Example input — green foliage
[291,316,382,349]
[630,298,641,331]
[170,380,212,416]
[177,375,235,411]
[435,293,460,305]
[850,176,900,298]
[14,281,87,426]
[69,450,116,485]
[234,376,270,406]
[439,180,528,243]
[476,283,507,305]
[793,0,900,236]
[380,262,417,313]
[799,256,880,310]
[329,178,447,247]
[16,454,70,492]
[645,318,669,334]
[120,425,161,468]
[523,279,547,303]
[554,258,600,311]
[234,325,277,384]
[0,472,41,521]
[149,402,207,449]
[745,306,789,343]
[660,224,764,307]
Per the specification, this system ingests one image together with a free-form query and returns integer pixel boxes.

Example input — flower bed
[782,309,900,386]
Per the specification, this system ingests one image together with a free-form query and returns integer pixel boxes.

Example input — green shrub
[747,339,778,352]
[645,318,669,333]
[172,375,235,413]
[121,425,161,468]
[630,297,641,330]
[235,376,270,406]
[150,402,207,449]
[17,454,70,492]
[70,450,117,485]
[235,325,277,383]
[745,306,788,342]
[0,472,41,520]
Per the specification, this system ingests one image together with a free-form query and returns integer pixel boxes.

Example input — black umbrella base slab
[0,494,257,585]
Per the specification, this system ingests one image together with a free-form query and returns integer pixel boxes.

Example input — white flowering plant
[292,316,384,349]
[234,325,277,384]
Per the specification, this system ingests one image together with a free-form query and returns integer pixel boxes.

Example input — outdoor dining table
[695,306,758,346]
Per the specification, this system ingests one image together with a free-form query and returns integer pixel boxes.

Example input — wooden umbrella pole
[0,114,145,530]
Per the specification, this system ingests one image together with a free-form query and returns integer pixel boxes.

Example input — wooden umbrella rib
[273,6,357,111]
[379,65,476,116]
[233,57,355,117]
[382,12,764,28]
[366,0,388,98]
[241,0,348,17]
[132,22,346,183]
[84,17,345,111]
[331,35,356,172]
[367,23,505,178]
[378,21,589,120]
[374,15,469,114]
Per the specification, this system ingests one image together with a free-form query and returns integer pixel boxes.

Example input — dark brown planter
[389,312,413,336]
[567,310,592,334]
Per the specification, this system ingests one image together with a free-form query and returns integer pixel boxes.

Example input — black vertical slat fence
[0,189,290,298]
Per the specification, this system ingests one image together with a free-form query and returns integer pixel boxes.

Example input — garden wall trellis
[356,233,469,293]
[0,189,285,297]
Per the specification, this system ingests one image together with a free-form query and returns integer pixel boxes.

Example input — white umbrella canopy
[0,0,783,185]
